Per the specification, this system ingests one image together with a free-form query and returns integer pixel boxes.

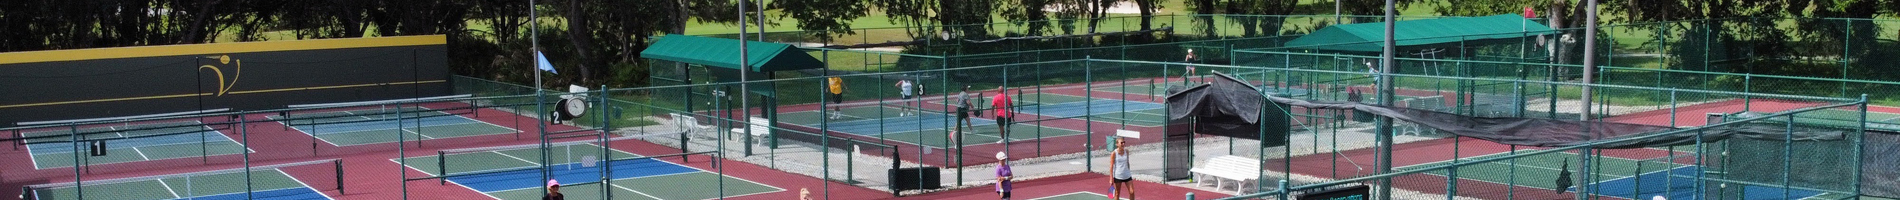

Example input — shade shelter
[641,34,826,150]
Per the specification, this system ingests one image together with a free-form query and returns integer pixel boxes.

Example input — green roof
[640,34,824,72]
[1283,14,1557,52]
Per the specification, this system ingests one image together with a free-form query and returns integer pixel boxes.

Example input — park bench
[1189,155,1262,194]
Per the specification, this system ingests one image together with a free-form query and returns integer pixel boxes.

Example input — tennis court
[25,160,335,200]
[1398,151,1834,200]
[21,121,248,169]
[1738,109,1900,131]
[270,107,517,146]
[1090,81,1314,98]
[777,104,1088,148]
[986,93,1168,127]
[396,143,781,200]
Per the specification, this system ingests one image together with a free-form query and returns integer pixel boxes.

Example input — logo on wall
[197,55,242,96]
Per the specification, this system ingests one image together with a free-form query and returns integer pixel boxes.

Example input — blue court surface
[398,144,781,199]
[1578,166,1825,200]
[447,158,701,192]
[23,121,248,169]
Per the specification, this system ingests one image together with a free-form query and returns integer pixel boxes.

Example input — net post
[279,111,288,131]
[437,150,446,185]
[335,159,345,194]
[204,119,211,163]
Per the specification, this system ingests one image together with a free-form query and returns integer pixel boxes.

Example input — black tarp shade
[1164,73,1267,138]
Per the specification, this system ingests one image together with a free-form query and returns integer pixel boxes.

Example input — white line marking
[1027,191,1106,200]
[611,182,665,200]
[156,178,182,198]
[404,128,434,139]
[275,169,339,200]
[131,146,151,160]
[495,151,541,165]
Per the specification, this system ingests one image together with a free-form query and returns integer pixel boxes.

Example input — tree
[873,0,938,39]
[777,0,870,42]
[999,0,1055,35]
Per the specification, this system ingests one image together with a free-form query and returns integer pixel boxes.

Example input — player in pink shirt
[992,86,1013,144]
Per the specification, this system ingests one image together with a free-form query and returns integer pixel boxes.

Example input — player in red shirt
[991,86,1013,144]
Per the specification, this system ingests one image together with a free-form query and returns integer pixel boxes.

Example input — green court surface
[28,169,325,200]
[1396,151,1673,190]
[779,105,1088,148]
[1746,109,1900,131]
[1089,82,1177,98]
[271,108,518,146]
[1085,109,1167,127]
[1030,192,1113,200]
[399,144,639,176]
[881,121,1088,148]
[954,93,1166,127]
[397,143,781,200]
[22,121,248,169]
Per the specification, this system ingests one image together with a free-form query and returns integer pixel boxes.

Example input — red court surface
[888,173,1232,200]
[0,102,887,200]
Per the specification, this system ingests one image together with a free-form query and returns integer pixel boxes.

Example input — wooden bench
[1189,155,1261,194]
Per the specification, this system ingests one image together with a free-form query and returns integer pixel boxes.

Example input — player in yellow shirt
[828,77,846,119]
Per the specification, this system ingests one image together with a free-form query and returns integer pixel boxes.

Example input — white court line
[403,129,435,139]
[275,169,339,200]
[494,151,542,165]
[382,158,520,200]
[610,182,665,200]
[164,169,324,199]
[30,121,253,169]
[130,146,152,161]
[1033,191,1109,199]
[156,177,182,198]
[110,131,153,160]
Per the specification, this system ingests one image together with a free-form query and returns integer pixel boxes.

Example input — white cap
[1651,196,1667,200]
[995,152,1008,160]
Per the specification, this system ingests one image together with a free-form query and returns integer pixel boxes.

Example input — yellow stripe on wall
[0,35,446,65]
[0,80,446,109]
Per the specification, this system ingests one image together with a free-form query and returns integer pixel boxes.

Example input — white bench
[732,117,771,139]
[668,113,713,134]
[1395,95,1446,136]
[1189,155,1261,194]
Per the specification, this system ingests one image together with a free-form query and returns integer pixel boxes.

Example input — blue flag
[535,51,558,74]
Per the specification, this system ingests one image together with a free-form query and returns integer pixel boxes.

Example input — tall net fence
[1234,17,1900,108]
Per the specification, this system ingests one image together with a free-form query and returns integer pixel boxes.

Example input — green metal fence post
[1855,94,1868,196]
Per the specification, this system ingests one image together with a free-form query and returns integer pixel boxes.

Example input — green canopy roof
[640,34,824,72]
[1283,14,1557,52]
